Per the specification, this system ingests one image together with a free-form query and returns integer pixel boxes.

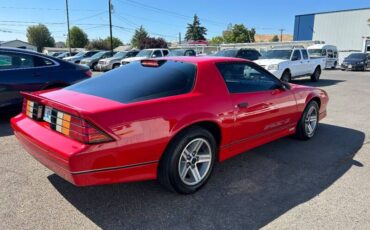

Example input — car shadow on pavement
[49,123,365,230]
[0,111,18,137]
[291,79,345,87]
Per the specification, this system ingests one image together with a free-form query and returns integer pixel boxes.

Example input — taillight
[84,70,92,77]
[23,99,43,120]
[48,109,113,144]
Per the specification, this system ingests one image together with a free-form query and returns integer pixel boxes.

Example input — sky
[0,0,369,43]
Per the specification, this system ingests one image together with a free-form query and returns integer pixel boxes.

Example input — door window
[291,50,301,61]
[216,62,280,93]
[152,50,162,58]
[327,50,334,58]
[0,52,34,70]
[301,49,309,60]
[162,50,169,56]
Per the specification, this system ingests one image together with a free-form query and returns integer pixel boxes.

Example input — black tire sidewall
[281,70,291,82]
[163,128,217,194]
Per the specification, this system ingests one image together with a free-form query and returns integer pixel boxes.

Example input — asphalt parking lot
[1,70,370,230]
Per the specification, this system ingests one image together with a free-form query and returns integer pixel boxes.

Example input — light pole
[65,0,72,54]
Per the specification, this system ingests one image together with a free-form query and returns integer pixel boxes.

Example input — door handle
[236,102,248,108]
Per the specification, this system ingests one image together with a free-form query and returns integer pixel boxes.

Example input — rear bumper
[11,114,158,186]
[341,64,363,70]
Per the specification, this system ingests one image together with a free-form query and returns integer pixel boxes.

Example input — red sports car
[11,57,328,194]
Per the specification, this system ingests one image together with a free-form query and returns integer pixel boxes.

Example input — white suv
[121,48,169,66]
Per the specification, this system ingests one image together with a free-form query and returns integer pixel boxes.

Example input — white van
[307,44,338,69]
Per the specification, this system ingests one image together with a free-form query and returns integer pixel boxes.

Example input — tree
[139,37,168,49]
[270,35,279,42]
[131,26,148,48]
[67,26,89,48]
[26,24,55,52]
[185,14,207,41]
[104,37,123,49]
[209,36,224,45]
[85,37,124,50]
[85,39,108,50]
[223,24,255,43]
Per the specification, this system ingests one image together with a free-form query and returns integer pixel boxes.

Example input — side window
[0,52,34,70]
[185,50,195,56]
[33,56,55,67]
[216,62,280,93]
[327,50,334,58]
[334,51,338,58]
[152,50,162,58]
[291,50,301,61]
[127,52,137,58]
[301,49,309,60]
[322,49,327,56]
[163,50,169,56]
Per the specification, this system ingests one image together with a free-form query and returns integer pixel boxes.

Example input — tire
[112,64,120,69]
[91,63,98,70]
[310,67,321,82]
[158,126,217,194]
[281,70,291,82]
[295,101,319,140]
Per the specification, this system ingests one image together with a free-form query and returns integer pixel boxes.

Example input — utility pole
[109,0,113,52]
[279,28,285,42]
[179,32,181,45]
[65,0,72,55]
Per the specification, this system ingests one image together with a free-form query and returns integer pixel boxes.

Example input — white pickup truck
[254,47,325,82]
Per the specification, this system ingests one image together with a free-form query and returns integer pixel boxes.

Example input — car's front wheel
[295,101,319,140]
[158,127,216,194]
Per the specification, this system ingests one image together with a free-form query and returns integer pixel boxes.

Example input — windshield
[308,49,325,57]
[91,51,106,59]
[113,52,126,59]
[66,61,196,104]
[170,50,185,56]
[214,50,238,57]
[136,50,152,58]
[347,53,366,59]
[261,50,292,60]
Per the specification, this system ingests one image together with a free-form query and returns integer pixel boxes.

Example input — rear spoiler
[21,91,82,117]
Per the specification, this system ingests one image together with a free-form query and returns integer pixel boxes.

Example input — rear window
[66,60,196,103]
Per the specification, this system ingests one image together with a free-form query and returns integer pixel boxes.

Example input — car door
[290,49,303,76]
[216,62,298,153]
[301,49,311,74]
[0,51,40,108]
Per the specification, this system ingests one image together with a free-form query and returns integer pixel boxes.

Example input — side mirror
[280,81,291,90]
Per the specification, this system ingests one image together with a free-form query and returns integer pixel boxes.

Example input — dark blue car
[0,48,92,112]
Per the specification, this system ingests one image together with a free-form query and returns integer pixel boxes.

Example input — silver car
[96,50,139,71]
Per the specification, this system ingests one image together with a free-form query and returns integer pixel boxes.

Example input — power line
[0,6,100,12]
[71,11,107,23]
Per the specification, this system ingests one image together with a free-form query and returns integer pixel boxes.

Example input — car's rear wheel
[158,127,216,194]
[295,101,319,140]
[281,70,291,82]
[112,63,120,69]
[310,67,321,82]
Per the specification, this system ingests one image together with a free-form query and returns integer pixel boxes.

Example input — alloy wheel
[178,138,212,186]
[305,106,318,137]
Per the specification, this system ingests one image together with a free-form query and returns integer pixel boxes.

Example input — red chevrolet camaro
[11,56,328,194]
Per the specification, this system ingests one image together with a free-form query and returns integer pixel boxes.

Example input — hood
[254,59,287,66]
[121,56,146,62]
[81,58,94,62]
[100,57,120,62]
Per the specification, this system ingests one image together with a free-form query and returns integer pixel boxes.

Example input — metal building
[294,7,370,56]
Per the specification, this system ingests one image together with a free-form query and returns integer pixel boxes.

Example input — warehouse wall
[312,9,370,51]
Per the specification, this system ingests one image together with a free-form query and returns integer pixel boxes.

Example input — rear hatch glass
[66,60,196,104]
